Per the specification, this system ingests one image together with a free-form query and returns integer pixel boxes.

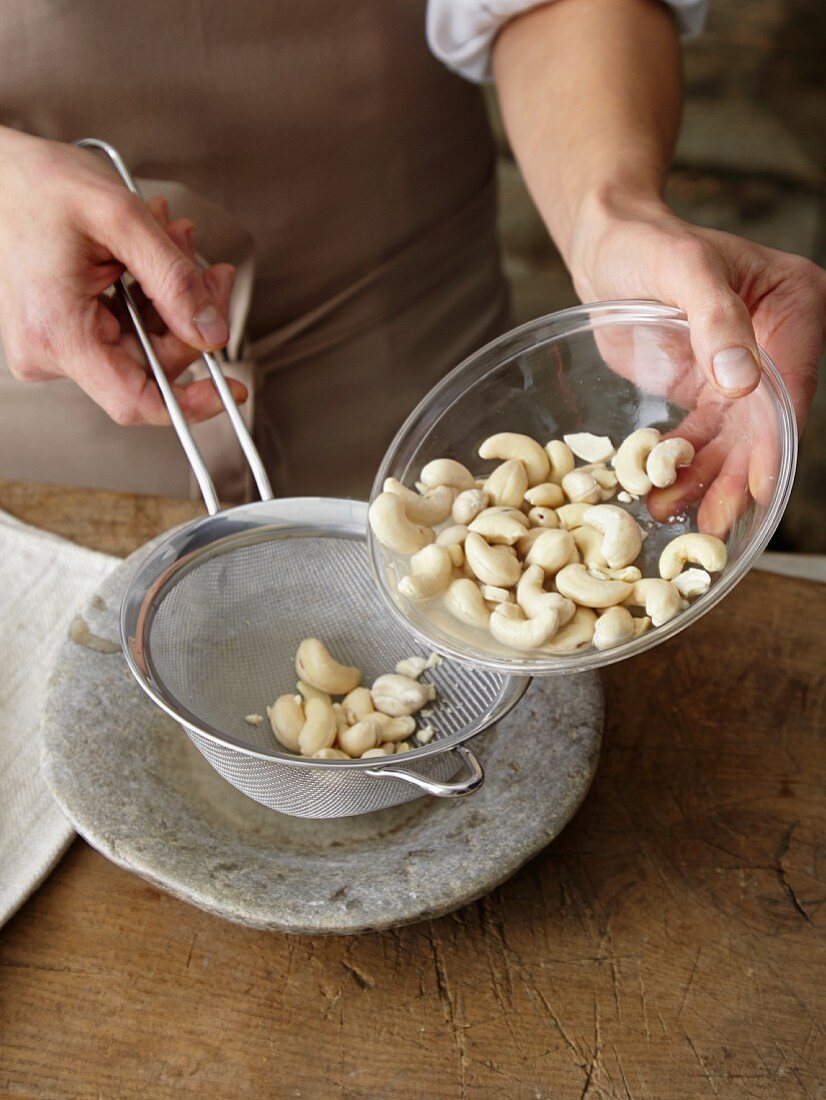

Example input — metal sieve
[83,140,529,819]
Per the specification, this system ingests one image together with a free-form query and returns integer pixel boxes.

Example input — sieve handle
[74,138,273,513]
[364,744,484,798]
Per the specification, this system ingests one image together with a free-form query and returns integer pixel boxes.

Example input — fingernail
[193,304,228,348]
[712,347,760,393]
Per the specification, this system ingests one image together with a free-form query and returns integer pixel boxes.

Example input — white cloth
[427,0,709,82]
[0,510,116,927]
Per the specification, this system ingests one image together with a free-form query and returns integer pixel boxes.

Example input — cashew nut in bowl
[525,482,565,509]
[490,603,560,650]
[297,697,337,756]
[368,492,435,555]
[515,526,547,558]
[517,564,576,623]
[646,437,695,489]
[398,544,453,601]
[555,563,633,608]
[544,439,576,484]
[481,584,513,604]
[468,510,527,545]
[571,525,608,568]
[625,578,684,626]
[338,717,382,757]
[659,533,727,580]
[556,502,591,530]
[589,565,642,583]
[561,469,602,505]
[673,568,712,599]
[342,686,374,725]
[563,432,615,464]
[268,694,305,753]
[543,606,597,654]
[633,616,652,638]
[582,505,643,569]
[452,488,489,525]
[419,458,475,491]
[371,674,436,717]
[484,459,529,508]
[593,606,636,650]
[436,524,469,547]
[464,532,522,587]
[447,544,464,568]
[612,427,661,496]
[525,528,577,575]
[382,478,454,525]
[478,432,550,487]
[476,505,529,527]
[527,506,559,529]
[444,577,491,628]
[296,638,361,695]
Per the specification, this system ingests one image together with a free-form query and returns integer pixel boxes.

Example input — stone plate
[41,550,603,934]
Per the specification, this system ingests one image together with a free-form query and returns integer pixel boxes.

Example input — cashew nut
[659,533,727,580]
[633,616,652,638]
[444,578,491,629]
[646,437,695,489]
[399,544,453,601]
[342,686,374,725]
[582,464,619,498]
[545,439,576,484]
[436,524,469,547]
[369,492,435,555]
[332,702,349,738]
[517,564,576,624]
[572,525,608,568]
[295,680,332,707]
[543,606,597,654]
[673,567,712,599]
[527,506,559,529]
[313,747,351,760]
[481,584,513,604]
[555,563,633,608]
[476,505,529,528]
[338,716,382,757]
[295,638,361,695]
[447,544,464,568]
[371,713,417,742]
[452,488,490,525]
[525,529,577,575]
[624,578,683,626]
[479,432,550,487]
[589,565,643,583]
[561,469,602,504]
[525,482,565,509]
[419,458,475,491]
[612,428,661,496]
[371,674,436,717]
[383,478,454,525]
[468,511,527,545]
[484,459,529,508]
[563,432,616,464]
[582,505,643,569]
[297,697,337,756]
[515,527,547,558]
[593,606,636,651]
[361,746,395,758]
[267,693,305,753]
[556,502,591,530]
[464,532,522,587]
[490,603,560,650]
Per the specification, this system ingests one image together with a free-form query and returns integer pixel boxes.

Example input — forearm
[491,0,682,279]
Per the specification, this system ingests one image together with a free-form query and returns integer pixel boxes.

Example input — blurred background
[489,0,825,552]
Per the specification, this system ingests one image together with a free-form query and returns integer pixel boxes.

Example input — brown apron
[0,0,509,500]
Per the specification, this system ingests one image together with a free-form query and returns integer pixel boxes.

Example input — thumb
[92,193,230,351]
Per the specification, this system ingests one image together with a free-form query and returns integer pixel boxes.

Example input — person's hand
[0,127,245,425]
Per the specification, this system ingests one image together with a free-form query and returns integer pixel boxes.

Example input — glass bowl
[368,300,797,674]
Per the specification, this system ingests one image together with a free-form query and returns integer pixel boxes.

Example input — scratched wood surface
[0,480,824,1100]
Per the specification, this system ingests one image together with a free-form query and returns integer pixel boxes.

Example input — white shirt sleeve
[426,0,709,83]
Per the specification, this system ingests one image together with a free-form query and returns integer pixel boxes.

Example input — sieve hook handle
[364,744,484,798]
[74,138,273,514]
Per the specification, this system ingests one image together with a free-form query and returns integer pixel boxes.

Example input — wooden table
[1,480,824,1099]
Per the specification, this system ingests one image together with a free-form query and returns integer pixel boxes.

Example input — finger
[88,191,232,351]
[145,195,170,229]
[697,440,751,538]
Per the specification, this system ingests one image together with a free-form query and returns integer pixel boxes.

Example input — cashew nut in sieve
[563,432,616,464]
[332,702,350,738]
[555,563,633,608]
[525,482,565,509]
[312,747,351,760]
[527,506,559,529]
[371,674,436,717]
[646,437,695,489]
[659,533,727,580]
[444,577,491,629]
[582,504,643,569]
[295,638,362,695]
[464,532,522,587]
[544,439,576,484]
[369,492,435,555]
[452,488,489,526]
[561,469,602,504]
[383,478,454,526]
[517,564,576,624]
[399,544,453,601]
[478,432,550,487]
[490,603,559,650]
[593,606,636,651]
[525,528,577,575]
[673,567,712,599]
[543,606,597,654]
[419,458,476,491]
[342,686,374,725]
[556,502,591,530]
[468,510,527,545]
[484,459,529,508]
[612,427,661,496]
[338,716,382,757]
[371,713,417,742]
[624,578,683,626]
[572,524,608,568]
[268,693,305,753]
[436,524,469,547]
[296,680,332,706]
[297,697,337,756]
[361,745,395,758]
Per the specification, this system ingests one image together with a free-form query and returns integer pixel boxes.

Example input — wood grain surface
[1,481,824,1099]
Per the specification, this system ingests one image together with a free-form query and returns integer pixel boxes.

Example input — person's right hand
[0,127,245,425]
